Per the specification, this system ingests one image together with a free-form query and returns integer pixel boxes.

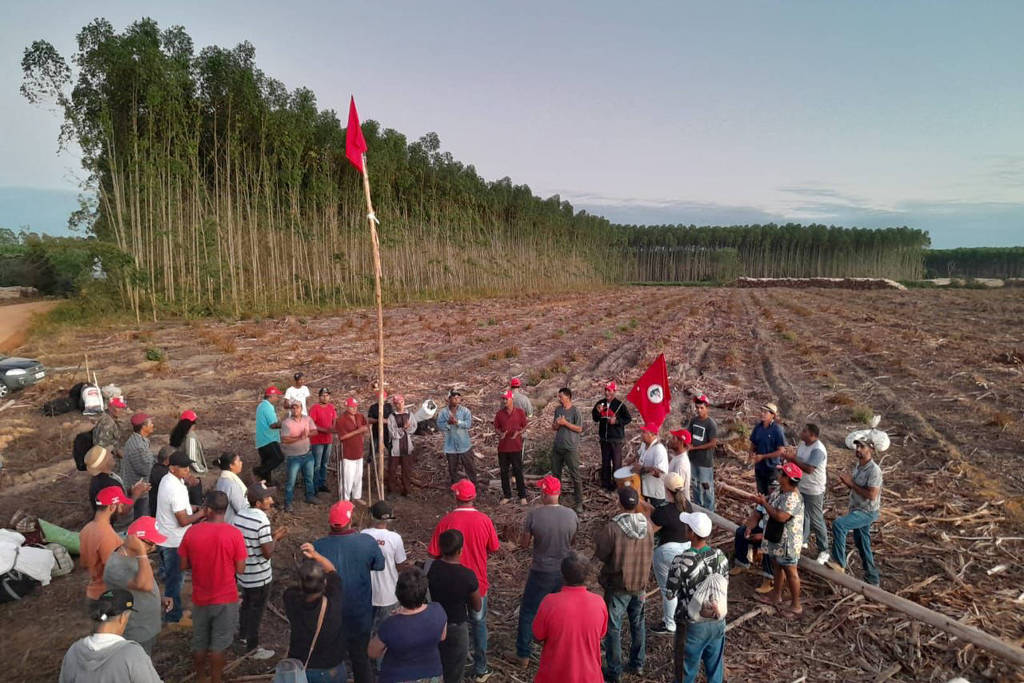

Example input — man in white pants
[336,397,369,501]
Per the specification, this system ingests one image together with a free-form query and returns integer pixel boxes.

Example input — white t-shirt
[155,474,192,548]
[284,385,311,416]
[638,440,669,500]
[361,527,407,607]
[668,451,692,500]
[796,441,828,496]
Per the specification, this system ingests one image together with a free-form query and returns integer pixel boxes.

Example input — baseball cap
[294,372,304,380]
[536,474,562,495]
[693,394,710,405]
[448,389,462,398]
[329,500,355,527]
[246,482,275,506]
[393,394,405,403]
[501,390,514,400]
[853,436,875,449]
[778,461,803,480]
[84,445,112,475]
[679,511,713,538]
[641,421,660,433]
[130,412,151,427]
[370,500,396,521]
[265,386,282,396]
[762,402,779,415]
[345,397,358,407]
[605,381,617,392]
[509,377,522,388]
[318,388,331,396]
[663,472,686,493]
[670,428,692,446]
[91,589,136,622]
[180,409,197,422]
[109,396,127,409]
[618,486,639,508]
[125,516,167,545]
[168,449,193,468]
[451,478,477,501]
[96,486,132,507]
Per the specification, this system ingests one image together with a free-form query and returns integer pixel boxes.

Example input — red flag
[626,353,672,429]
[346,96,367,174]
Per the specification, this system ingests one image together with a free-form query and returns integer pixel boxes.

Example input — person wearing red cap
[509,377,533,417]
[335,395,368,501]
[103,516,169,654]
[386,394,419,497]
[309,389,338,495]
[494,390,529,504]
[753,461,805,616]
[93,395,127,459]
[428,480,500,681]
[633,422,669,507]
[254,387,284,485]
[687,395,718,511]
[80,486,134,602]
[170,409,209,482]
[313,500,386,683]
[592,381,633,491]
[513,474,578,667]
[121,413,155,519]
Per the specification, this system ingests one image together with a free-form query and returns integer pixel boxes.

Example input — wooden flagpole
[360,153,386,501]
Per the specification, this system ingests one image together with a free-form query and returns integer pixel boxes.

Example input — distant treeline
[0,228,123,296]
[22,19,937,317]
[924,247,1024,279]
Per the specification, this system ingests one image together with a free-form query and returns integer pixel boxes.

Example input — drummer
[633,422,669,507]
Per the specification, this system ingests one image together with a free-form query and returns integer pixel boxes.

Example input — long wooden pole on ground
[360,153,386,501]
[697,497,1024,667]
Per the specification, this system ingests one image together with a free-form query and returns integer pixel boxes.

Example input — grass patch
[145,347,166,362]
[502,346,520,359]
[850,404,874,424]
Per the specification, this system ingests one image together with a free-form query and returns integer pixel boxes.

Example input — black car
[0,355,46,398]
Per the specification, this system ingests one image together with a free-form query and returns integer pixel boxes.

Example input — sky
[1,0,1021,248]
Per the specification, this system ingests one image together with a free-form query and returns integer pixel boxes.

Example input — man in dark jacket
[592,381,633,491]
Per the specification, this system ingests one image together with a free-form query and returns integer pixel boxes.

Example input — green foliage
[924,247,1024,279]
[145,347,166,361]
[0,230,128,295]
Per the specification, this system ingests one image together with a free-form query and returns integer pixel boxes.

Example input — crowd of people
[61,375,885,683]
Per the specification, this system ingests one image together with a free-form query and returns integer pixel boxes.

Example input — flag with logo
[626,353,672,429]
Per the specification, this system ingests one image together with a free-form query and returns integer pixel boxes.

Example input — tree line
[22,19,939,317]
[924,247,1024,279]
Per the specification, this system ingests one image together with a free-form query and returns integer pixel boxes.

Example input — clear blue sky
[1,1,1022,247]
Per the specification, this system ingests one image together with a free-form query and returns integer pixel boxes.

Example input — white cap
[679,511,713,538]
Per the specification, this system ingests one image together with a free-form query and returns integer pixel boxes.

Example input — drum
[613,466,641,492]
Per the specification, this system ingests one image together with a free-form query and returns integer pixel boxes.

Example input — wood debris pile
[736,277,908,291]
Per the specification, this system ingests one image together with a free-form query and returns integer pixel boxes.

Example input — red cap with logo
[509,377,522,388]
[605,381,617,392]
[265,386,283,397]
[96,486,133,507]
[345,397,359,407]
[536,474,562,495]
[125,516,168,545]
[693,394,710,405]
[451,479,477,502]
[778,461,803,480]
[329,500,355,527]
[502,390,514,400]
[130,413,151,428]
[180,409,197,422]
[109,396,128,409]
[670,428,692,446]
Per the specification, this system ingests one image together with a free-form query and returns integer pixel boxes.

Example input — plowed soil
[1,287,1022,682]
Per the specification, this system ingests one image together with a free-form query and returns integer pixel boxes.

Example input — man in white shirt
[361,501,408,632]
[783,423,829,563]
[633,421,669,506]
[155,450,206,624]
[667,429,692,502]
[284,372,311,416]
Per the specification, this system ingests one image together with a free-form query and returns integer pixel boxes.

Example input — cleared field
[0,286,1022,682]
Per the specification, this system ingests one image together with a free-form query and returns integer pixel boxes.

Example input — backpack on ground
[72,430,94,471]
[41,396,75,417]
[0,567,40,603]
[45,543,74,577]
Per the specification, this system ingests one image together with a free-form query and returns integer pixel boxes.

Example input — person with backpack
[664,511,729,683]
[92,396,127,460]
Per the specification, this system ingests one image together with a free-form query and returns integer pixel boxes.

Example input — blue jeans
[754,466,776,495]
[515,569,563,657]
[311,443,332,491]
[305,664,347,683]
[603,591,645,678]
[733,526,773,576]
[469,594,488,675]
[680,619,725,683]
[285,452,315,507]
[801,492,829,555]
[160,546,183,622]
[832,509,880,584]
[691,466,715,512]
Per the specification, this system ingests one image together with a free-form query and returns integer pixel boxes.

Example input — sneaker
[251,647,275,660]
[624,665,644,676]
[317,485,330,493]
[649,624,674,635]
[475,669,494,682]
[825,559,845,574]
[816,551,830,565]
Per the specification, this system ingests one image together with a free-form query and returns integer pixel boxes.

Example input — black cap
[370,500,395,521]
[318,387,331,395]
[618,486,639,509]
[91,588,136,621]
[294,372,304,380]
[168,449,193,469]
[448,389,462,398]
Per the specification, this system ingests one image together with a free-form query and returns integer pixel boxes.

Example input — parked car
[0,355,46,398]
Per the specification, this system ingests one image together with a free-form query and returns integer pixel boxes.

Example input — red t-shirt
[178,521,247,606]
[335,412,368,460]
[532,586,608,683]
[493,407,528,453]
[428,507,499,596]
[309,403,337,446]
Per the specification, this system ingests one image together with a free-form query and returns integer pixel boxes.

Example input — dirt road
[1,287,1022,682]
[0,300,57,352]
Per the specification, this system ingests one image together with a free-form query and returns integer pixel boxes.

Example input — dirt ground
[0,286,1022,682]
[0,300,58,352]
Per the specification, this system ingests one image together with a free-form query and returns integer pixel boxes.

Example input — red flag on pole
[346,96,368,174]
[626,353,672,429]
